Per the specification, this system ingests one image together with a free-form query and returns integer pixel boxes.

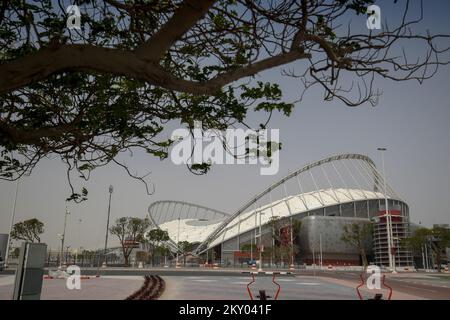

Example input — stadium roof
[156,187,398,250]
[148,153,404,254]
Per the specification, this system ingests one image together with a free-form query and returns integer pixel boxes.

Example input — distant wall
[298,216,372,265]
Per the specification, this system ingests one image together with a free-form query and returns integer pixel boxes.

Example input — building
[148,154,414,269]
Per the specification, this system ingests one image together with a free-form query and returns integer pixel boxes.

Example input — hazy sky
[1,1,450,250]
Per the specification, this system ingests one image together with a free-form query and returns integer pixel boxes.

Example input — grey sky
[1,1,450,250]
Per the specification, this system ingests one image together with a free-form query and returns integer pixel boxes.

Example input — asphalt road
[304,270,450,300]
[161,274,357,300]
[1,268,449,300]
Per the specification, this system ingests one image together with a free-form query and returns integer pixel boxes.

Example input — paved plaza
[1,269,449,300]
[0,275,143,300]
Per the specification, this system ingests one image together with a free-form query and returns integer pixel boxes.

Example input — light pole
[60,208,70,268]
[250,229,253,262]
[258,211,265,272]
[253,213,258,263]
[421,244,426,270]
[65,245,71,264]
[77,218,82,249]
[290,216,294,270]
[319,233,323,269]
[176,217,181,268]
[4,180,19,268]
[103,185,113,267]
[378,147,394,272]
[392,237,399,273]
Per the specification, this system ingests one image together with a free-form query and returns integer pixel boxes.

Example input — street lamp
[176,217,181,268]
[103,185,113,267]
[258,211,265,272]
[77,218,82,248]
[319,233,323,269]
[392,237,399,273]
[377,147,395,272]
[289,216,294,270]
[65,245,71,264]
[60,208,70,268]
[4,180,19,268]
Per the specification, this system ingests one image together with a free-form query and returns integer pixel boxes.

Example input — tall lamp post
[103,185,113,267]
[258,211,265,272]
[60,208,70,268]
[290,216,294,270]
[4,180,19,268]
[377,147,395,272]
[176,217,181,268]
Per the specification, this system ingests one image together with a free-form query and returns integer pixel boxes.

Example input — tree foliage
[266,216,301,265]
[178,240,195,254]
[341,221,372,269]
[109,216,150,266]
[1,0,448,200]
[146,228,170,265]
[11,218,45,243]
[403,226,450,272]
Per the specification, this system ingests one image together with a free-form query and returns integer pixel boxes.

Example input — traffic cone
[251,263,257,270]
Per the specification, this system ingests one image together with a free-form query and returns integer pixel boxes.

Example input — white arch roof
[157,217,225,244]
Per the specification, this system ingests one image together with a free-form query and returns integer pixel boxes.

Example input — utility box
[13,242,47,300]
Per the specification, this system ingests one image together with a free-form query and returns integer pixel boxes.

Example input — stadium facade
[148,154,414,269]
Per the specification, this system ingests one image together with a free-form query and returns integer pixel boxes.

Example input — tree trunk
[436,252,442,273]
[152,246,155,267]
[360,248,368,271]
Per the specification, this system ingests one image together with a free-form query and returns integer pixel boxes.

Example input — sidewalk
[0,275,143,300]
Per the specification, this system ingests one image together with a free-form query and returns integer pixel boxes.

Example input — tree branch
[136,0,217,61]
[0,44,310,96]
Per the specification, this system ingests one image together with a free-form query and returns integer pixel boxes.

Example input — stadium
[148,154,414,269]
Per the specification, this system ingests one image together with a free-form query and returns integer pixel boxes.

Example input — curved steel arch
[194,153,380,254]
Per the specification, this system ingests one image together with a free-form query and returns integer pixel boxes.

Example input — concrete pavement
[0,275,143,300]
[1,268,449,300]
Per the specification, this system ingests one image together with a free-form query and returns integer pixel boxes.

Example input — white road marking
[192,279,218,282]
[295,282,321,286]
[275,278,295,282]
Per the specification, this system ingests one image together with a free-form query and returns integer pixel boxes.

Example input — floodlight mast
[377,148,395,272]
